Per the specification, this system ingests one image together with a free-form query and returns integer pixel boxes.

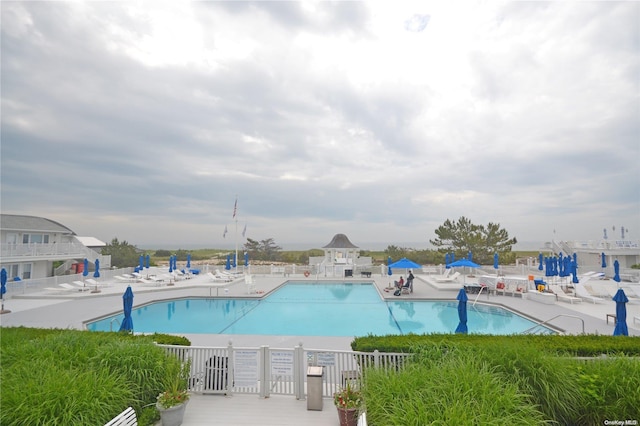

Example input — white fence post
[227,341,234,396]
[294,342,305,400]
[260,345,269,398]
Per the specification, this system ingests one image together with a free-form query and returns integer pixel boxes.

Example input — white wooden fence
[160,343,411,399]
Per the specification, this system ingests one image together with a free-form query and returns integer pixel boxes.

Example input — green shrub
[363,350,545,425]
[0,327,190,426]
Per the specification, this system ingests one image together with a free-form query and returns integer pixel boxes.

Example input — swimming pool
[86,282,553,335]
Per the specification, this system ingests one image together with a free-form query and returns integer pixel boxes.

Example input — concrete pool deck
[3,268,639,343]
[2,269,639,425]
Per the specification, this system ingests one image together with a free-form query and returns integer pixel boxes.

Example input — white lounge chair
[71,281,91,291]
[548,284,581,304]
[114,275,136,282]
[435,271,461,282]
[207,272,232,282]
[583,283,611,298]
[574,283,604,304]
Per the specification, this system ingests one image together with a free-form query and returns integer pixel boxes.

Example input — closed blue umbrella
[244,252,249,267]
[445,253,450,269]
[493,253,499,270]
[119,286,134,332]
[186,254,191,269]
[226,255,231,270]
[601,252,607,269]
[612,289,629,336]
[455,288,468,334]
[93,259,100,278]
[538,253,543,271]
[83,258,89,278]
[145,254,150,269]
[1,268,7,298]
[1,268,8,313]
[233,253,237,268]
[387,256,392,276]
[571,260,579,284]
[468,251,473,261]
[139,255,144,270]
[169,256,173,273]
[613,260,620,283]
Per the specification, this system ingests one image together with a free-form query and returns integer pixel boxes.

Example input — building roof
[322,233,359,249]
[0,214,76,235]
[74,236,107,247]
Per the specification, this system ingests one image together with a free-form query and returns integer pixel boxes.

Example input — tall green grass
[363,349,546,425]
[0,328,183,426]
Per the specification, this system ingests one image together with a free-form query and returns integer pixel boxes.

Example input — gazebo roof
[322,233,359,249]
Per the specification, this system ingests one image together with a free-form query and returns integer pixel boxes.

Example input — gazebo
[306,233,369,277]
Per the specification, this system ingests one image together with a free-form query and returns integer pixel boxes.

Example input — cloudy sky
[1,1,638,250]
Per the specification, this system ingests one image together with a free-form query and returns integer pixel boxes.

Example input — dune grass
[0,327,181,426]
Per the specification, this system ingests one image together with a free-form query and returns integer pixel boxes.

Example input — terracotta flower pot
[336,406,359,426]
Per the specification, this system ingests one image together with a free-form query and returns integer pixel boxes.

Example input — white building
[0,214,110,281]
[548,239,640,282]
[309,233,372,277]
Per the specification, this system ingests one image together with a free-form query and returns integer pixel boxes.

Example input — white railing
[160,343,412,399]
[2,267,134,295]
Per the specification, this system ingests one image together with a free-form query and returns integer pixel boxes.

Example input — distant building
[309,233,372,277]
[0,214,110,281]
[546,239,640,282]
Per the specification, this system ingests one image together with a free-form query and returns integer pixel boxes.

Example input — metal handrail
[109,318,121,332]
[520,314,585,335]
[472,285,489,306]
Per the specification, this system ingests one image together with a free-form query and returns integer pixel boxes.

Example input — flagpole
[234,195,238,274]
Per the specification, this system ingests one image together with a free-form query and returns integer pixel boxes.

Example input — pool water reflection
[86,282,553,335]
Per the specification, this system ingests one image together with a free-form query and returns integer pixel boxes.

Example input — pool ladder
[109,318,121,332]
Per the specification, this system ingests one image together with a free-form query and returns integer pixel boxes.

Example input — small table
[360,271,372,278]
[606,314,616,324]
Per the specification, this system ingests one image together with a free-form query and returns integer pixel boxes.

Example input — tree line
[102,217,517,267]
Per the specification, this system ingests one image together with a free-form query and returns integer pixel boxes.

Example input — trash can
[344,269,353,277]
[307,366,324,411]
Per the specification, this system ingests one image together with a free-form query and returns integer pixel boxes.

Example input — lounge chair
[581,271,605,279]
[138,278,163,287]
[583,283,611,298]
[114,275,136,282]
[207,272,232,282]
[435,271,460,282]
[601,286,640,304]
[574,283,604,304]
[44,285,73,292]
[70,281,91,291]
[623,285,640,298]
[58,283,85,291]
[548,284,581,304]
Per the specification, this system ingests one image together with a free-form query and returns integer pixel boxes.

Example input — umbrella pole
[1,294,10,314]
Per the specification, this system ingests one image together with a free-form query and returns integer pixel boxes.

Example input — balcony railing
[1,242,93,260]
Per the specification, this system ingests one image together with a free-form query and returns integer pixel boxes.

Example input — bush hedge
[354,334,640,425]
[0,327,191,426]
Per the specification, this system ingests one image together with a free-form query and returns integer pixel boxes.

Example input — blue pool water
[86,282,551,336]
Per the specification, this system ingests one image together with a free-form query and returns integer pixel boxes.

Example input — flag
[233,198,237,218]
[223,225,228,238]
[242,224,247,238]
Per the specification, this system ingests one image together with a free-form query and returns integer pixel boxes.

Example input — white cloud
[1,1,638,249]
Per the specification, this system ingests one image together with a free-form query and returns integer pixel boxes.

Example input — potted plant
[333,381,363,426]
[156,358,191,426]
